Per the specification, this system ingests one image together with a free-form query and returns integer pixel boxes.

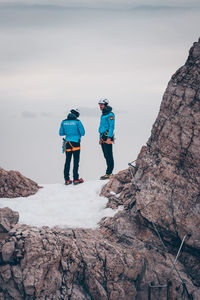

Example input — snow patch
[0,181,119,229]
[110,191,116,195]
[110,191,121,198]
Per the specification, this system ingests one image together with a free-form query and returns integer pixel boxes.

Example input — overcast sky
[1,0,200,8]
[0,1,200,183]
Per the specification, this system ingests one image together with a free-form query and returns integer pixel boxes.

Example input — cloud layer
[0,0,199,9]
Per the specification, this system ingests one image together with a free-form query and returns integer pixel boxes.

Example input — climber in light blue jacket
[98,99,115,180]
[99,106,115,139]
[59,113,85,142]
[59,109,85,185]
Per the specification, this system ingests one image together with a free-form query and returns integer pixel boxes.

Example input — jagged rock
[102,38,200,296]
[0,222,199,299]
[2,241,15,262]
[100,170,134,209]
[1,39,200,299]
[0,207,19,233]
[0,168,41,198]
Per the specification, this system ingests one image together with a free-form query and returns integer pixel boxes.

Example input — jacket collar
[66,113,77,120]
[102,106,112,116]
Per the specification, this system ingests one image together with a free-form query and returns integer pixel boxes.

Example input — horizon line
[0,2,199,11]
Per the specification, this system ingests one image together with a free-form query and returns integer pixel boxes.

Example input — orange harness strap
[65,141,80,152]
[72,147,80,151]
[100,138,113,144]
[66,148,80,152]
[100,130,113,144]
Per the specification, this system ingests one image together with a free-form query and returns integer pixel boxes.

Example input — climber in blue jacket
[98,99,115,180]
[59,109,85,185]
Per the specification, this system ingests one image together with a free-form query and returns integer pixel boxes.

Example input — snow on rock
[0,181,119,229]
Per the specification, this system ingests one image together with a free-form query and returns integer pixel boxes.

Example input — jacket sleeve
[78,121,85,137]
[107,114,115,138]
[59,121,65,136]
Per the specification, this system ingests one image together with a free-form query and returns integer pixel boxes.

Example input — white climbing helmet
[98,98,109,106]
[70,108,80,117]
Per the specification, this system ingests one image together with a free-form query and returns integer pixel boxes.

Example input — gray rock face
[102,38,200,291]
[0,223,198,300]
[2,241,15,262]
[1,39,200,299]
[0,207,19,233]
[0,168,41,198]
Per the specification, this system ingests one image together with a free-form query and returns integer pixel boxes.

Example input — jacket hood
[102,105,112,115]
[67,113,77,120]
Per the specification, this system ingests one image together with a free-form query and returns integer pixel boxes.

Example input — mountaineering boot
[73,178,84,185]
[100,174,113,180]
[65,179,72,185]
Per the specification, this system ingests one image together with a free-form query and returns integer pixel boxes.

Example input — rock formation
[0,207,19,235]
[1,39,200,299]
[0,168,41,198]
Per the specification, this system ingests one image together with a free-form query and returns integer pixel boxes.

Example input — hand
[99,140,102,145]
[106,138,112,144]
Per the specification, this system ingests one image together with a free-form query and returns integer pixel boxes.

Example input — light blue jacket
[59,114,85,142]
[98,106,115,138]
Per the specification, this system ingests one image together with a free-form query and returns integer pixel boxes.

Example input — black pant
[64,142,80,181]
[101,143,114,175]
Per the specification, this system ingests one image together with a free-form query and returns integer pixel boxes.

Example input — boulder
[0,207,19,233]
[0,168,41,198]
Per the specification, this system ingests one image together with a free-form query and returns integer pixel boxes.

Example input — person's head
[70,108,80,118]
[98,99,109,111]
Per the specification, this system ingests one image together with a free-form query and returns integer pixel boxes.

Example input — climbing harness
[100,137,113,144]
[99,130,114,144]
[128,159,193,300]
[62,139,80,153]
[65,141,80,152]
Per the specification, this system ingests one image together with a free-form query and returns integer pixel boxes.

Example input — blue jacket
[59,113,85,142]
[98,106,115,138]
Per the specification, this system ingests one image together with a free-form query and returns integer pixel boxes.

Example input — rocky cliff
[0,168,41,198]
[1,39,200,299]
